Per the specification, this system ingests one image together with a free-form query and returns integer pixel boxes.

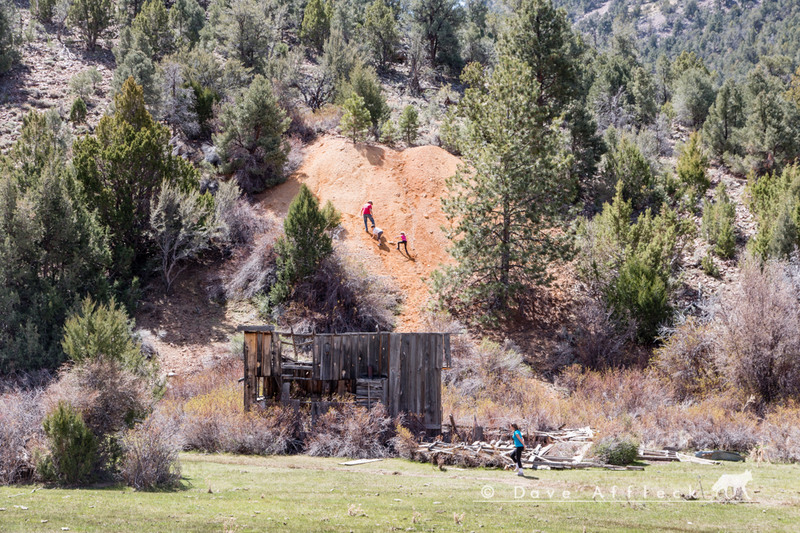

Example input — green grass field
[1,454,799,532]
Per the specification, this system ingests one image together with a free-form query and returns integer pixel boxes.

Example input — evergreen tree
[169,0,204,44]
[741,65,800,171]
[702,183,736,259]
[576,182,691,343]
[501,0,603,188]
[113,28,161,111]
[345,63,389,129]
[301,0,331,52]
[221,0,282,69]
[362,0,398,69]
[0,0,18,75]
[72,78,197,277]
[339,93,371,143]
[70,97,88,124]
[410,0,463,68]
[0,111,111,372]
[673,67,716,127]
[702,80,745,158]
[61,297,144,372]
[749,164,800,259]
[676,131,710,197]
[215,75,290,193]
[434,58,572,315]
[597,132,654,210]
[269,184,333,304]
[131,0,172,58]
[68,0,112,51]
[398,105,419,145]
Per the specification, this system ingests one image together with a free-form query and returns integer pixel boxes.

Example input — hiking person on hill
[361,201,375,232]
[372,226,384,242]
[396,232,408,255]
[511,423,525,476]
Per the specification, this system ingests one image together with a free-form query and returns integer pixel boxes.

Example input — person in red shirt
[361,201,374,232]
[396,232,408,255]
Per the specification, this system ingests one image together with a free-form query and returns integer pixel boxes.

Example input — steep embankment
[260,135,462,331]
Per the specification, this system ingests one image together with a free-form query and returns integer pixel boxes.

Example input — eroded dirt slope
[260,135,462,331]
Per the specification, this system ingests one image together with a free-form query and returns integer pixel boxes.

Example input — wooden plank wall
[244,330,448,425]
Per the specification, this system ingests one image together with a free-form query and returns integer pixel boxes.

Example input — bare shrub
[712,259,800,403]
[305,403,395,459]
[121,413,182,490]
[181,382,300,454]
[284,135,305,177]
[44,357,154,442]
[654,316,719,400]
[565,299,636,370]
[0,389,44,484]
[759,405,800,462]
[281,251,398,332]
[390,423,420,460]
[225,235,279,300]
[214,180,270,247]
[293,104,342,135]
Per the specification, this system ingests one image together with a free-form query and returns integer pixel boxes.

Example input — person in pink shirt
[361,201,374,232]
[396,232,408,255]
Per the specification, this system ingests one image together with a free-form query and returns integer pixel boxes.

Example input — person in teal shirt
[511,423,524,476]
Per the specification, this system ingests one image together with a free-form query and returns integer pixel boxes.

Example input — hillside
[261,136,460,331]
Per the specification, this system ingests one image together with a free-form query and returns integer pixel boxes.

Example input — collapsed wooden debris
[416,427,643,470]
[638,447,721,465]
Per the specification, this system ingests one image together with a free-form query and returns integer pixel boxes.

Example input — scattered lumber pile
[638,447,720,465]
[416,427,643,470]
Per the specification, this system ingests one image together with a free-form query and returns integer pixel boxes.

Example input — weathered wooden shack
[238,327,451,431]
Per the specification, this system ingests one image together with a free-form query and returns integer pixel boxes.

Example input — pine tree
[68,0,112,51]
[0,0,18,74]
[702,80,744,158]
[169,0,204,44]
[677,131,710,197]
[131,0,172,58]
[410,0,463,68]
[301,0,331,52]
[346,63,389,128]
[362,0,398,69]
[269,184,333,304]
[398,105,419,145]
[701,183,736,259]
[72,78,198,277]
[339,93,371,143]
[434,58,572,315]
[215,75,290,193]
[500,0,603,190]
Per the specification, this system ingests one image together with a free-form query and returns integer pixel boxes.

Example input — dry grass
[166,364,301,455]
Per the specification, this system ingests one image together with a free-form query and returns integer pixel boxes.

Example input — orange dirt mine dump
[260,135,463,331]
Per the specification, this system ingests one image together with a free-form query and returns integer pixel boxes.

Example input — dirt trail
[259,135,462,331]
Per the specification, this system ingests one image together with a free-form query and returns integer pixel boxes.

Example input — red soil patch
[259,135,461,331]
